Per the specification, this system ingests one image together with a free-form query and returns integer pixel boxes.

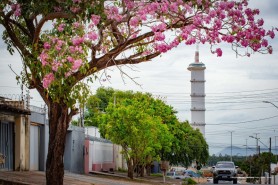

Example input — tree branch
[33,12,75,45]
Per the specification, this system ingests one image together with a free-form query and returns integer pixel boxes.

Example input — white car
[212,161,238,184]
[166,171,189,179]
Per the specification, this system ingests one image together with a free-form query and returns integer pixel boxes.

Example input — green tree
[164,121,209,167]
[99,91,173,178]
[84,87,115,127]
[87,87,209,171]
[240,152,276,178]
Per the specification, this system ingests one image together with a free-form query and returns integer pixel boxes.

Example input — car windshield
[216,163,234,168]
[166,172,174,176]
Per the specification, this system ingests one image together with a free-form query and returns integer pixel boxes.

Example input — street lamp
[263,101,278,109]
[263,101,278,184]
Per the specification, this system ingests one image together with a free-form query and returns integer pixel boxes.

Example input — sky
[0,1,278,155]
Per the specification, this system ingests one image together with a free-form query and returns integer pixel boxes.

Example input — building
[0,96,31,171]
[187,47,206,136]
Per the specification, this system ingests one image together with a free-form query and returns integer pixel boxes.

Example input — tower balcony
[190,108,206,111]
[190,93,206,97]
[190,122,206,126]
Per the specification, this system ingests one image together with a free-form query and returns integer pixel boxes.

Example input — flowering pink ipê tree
[0,0,276,184]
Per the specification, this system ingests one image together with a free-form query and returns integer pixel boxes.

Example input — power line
[206,115,278,126]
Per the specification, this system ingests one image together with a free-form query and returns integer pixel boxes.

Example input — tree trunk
[146,163,151,176]
[140,165,144,177]
[45,102,70,185]
[127,160,134,179]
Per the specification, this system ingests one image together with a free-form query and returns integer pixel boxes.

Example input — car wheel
[213,178,218,184]
[233,178,237,184]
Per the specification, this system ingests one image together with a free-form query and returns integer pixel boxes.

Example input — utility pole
[229,131,234,161]
[269,137,272,184]
[250,133,260,155]
[246,139,248,160]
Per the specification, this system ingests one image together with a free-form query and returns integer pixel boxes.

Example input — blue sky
[0,1,278,155]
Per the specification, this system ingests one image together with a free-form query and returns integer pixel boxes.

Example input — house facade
[0,96,31,171]
[1,97,126,174]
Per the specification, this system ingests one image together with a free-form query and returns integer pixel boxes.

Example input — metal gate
[0,121,14,170]
[30,124,40,170]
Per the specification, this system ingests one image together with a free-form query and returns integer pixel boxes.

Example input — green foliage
[239,152,276,177]
[71,119,79,126]
[98,91,174,169]
[163,121,209,167]
[85,87,209,169]
[183,178,197,185]
[84,87,115,127]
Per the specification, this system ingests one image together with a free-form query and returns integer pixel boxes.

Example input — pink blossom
[267,30,275,39]
[57,23,65,32]
[44,42,51,50]
[73,22,80,28]
[130,17,139,27]
[40,52,48,66]
[87,32,98,40]
[257,19,264,26]
[91,15,100,25]
[107,6,123,22]
[151,23,167,32]
[11,4,21,17]
[185,38,196,45]
[215,48,222,57]
[67,56,74,63]
[240,39,249,47]
[72,59,83,71]
[70,6,81,13]
[155,43,170,53]
[52,61,61,72]
[72,37,84,45]
[123,0,135,10]
[197,0,202,5]
[170,3,178,13]
[170,38,180,48]
[69,46,75,53]
[65,71,72,77]
[75,46,83,53]
[154,32,165,41]
[42,73,55,89]
[268,46,273,54]
[261,39,268,47]
[209,10,217,18]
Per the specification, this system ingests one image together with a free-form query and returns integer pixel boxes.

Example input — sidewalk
[0,171,188,185]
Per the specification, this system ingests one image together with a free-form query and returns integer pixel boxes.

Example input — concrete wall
[89,140,115,172]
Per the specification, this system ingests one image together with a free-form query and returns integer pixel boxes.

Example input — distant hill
[216,146,257,156]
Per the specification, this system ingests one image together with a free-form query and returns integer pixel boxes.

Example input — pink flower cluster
[35,0,277,89]
[106,6,123,22]
[43,73,55,89]
[91,15,100,26]
[11,3,21,17]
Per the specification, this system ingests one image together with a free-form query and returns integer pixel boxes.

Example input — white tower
[187,46,206,136]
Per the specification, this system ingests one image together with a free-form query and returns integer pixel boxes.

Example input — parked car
[166,171,189,179]
[211,161,238,184]
[183,170,201,177]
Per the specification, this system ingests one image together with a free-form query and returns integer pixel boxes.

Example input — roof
[0,102,31,115]
[86,135,112,144]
